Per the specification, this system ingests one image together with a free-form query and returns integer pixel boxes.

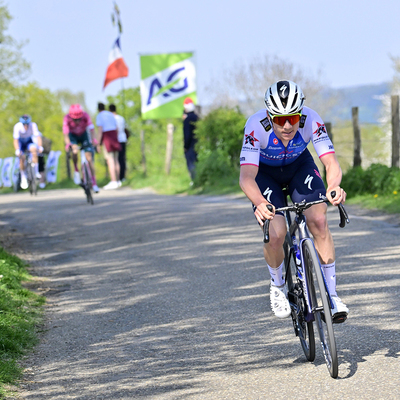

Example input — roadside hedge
[342,164,400,196]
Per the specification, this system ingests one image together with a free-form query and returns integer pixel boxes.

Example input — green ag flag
[140,52,197,119]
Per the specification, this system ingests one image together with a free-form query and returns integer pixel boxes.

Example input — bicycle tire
[27,162,37,196]
[285,233,315,362]
[13,172,21,193]
[83,163,94,205]
[302,239,338,378]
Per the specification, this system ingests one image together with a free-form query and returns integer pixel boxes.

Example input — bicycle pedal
[332,312,348,324]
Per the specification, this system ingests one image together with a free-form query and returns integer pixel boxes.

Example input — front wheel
[302,239,338,378]
[83,163,94,205]
[27,162,37,196]
[284,233,315,362]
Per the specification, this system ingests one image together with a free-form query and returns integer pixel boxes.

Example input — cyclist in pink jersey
[239,80,348,323]
[63,104,100,193]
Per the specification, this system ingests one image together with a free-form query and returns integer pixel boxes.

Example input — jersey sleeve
[13,123,21,139]
[240,116,263,167]
[31,122,41,137]
[307,110,335,158]
[83,112,94,130]
[62,115,70,135]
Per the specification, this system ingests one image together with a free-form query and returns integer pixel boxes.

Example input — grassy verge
[346,192,400,214]
[0,247,45,397]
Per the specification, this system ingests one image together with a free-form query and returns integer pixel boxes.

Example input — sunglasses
[270,113,302,127]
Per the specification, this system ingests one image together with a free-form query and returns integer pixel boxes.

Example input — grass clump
[0,248,45,396]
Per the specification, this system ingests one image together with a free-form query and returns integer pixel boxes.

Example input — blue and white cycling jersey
[240,106,334,168]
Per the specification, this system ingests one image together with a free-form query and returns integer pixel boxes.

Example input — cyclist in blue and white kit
[13,115,43,190]
[239,80,348,323]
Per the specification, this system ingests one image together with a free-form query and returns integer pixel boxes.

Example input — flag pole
[121,77,126,120]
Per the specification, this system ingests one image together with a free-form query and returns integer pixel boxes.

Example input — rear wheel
[285,233,315,362]
[302,239,338,378]
[83,163,94,205]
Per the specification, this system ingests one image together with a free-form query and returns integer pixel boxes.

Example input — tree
[204,54,336,118]
[377,55,400,166]
[55,89,89,114]
[0,2,30,87]
[0,82,64,158]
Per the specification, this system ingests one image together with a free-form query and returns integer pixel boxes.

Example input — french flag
[103,38,129,89]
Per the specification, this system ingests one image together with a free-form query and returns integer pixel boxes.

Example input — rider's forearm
[13,138,19,151]
[240,174,267,207]
[325,162,342,190]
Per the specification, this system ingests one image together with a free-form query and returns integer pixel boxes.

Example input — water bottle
[295,249,301,266]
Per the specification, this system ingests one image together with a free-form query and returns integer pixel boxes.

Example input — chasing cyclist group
[13,102,127,192]
[14,79,348,323]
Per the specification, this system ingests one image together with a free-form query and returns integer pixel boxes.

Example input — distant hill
[324,82,390,124]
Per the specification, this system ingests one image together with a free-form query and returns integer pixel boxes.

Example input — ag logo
[146,66,188,105]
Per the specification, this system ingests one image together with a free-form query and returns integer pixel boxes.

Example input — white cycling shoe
[92,185,100,193]
[270,284,291,318]
[20,175,28,190]
[74,171,81,185]
[331,295,349,323]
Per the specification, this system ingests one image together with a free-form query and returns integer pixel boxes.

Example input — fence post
[323,122,332,181]
[165,123,174,175]
[325,122,332,142]
[391,95,400,168]
[352,107,362,167]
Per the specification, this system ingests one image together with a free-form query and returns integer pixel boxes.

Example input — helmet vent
[270,95,278,110]
[291,93,298,111]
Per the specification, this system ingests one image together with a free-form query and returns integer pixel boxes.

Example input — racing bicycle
[67,147,94,205]
[14,151,38,195]
[263,189,349,378]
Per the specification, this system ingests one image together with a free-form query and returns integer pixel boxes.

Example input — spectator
[182,97,199,183]
[96,102,121,190]
[37,136,52,189]
[109,104,127,182]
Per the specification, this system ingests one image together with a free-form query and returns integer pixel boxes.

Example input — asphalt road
[0,188,399,399]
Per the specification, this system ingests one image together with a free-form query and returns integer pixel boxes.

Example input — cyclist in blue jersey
[13,114,43,190]
[239,80,348,323]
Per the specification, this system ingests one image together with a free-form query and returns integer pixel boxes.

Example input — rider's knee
[266,230,285,250]
[308,212,328,235]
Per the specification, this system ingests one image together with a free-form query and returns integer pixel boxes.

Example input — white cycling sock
[268,262,285,287]
[322,262,337,296]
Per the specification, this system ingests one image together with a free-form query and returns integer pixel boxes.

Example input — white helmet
[264,80,305,115]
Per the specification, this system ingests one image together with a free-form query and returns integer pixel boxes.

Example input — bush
[342,164,400,197]
[195,149,239,187]
[194,107,246,187]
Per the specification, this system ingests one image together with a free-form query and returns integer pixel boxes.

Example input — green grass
[346,192,400,214]
[0,248,45,397]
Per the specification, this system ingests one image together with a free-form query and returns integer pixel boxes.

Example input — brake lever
[263,204,274,243]
[330,191,350,228]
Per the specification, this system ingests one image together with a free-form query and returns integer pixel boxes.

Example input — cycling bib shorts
[253,149,326,213]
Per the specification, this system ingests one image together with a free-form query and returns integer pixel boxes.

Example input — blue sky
[7,0,400,112]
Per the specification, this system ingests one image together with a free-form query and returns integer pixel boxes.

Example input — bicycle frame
[286,212,333,321]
